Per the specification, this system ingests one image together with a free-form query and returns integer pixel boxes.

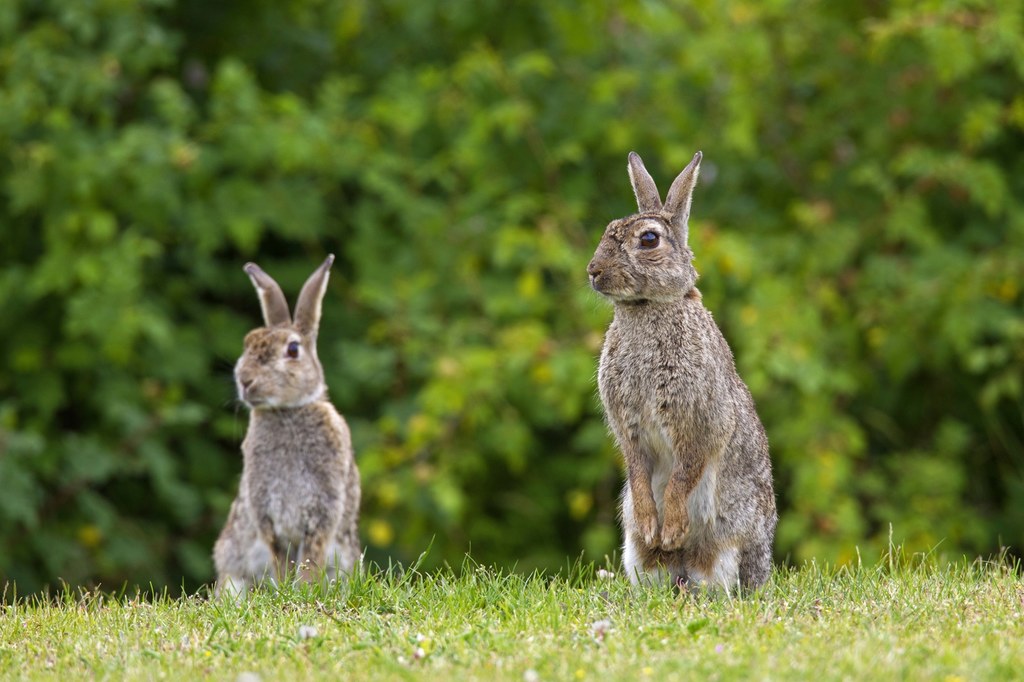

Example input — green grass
[2,552,1022,681]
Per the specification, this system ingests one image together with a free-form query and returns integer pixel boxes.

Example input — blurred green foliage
[1,0,1022,594]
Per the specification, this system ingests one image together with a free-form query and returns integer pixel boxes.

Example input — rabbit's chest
[599,320,719,483]
[599,328,710,426]
[249,466,336,536]
[242,435,343,542]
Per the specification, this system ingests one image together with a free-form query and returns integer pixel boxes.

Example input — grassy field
[2,552,1022,681]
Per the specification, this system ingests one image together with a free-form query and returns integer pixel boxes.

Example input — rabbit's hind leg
[622,532,672,586]
[326,528,361,577]
[214,575,250,601]
[297,529,335,584]
[738,539,773,590]
[214,502,271,598]
[623,532,689,588]
[213,540,272,599]
[684,545,740,594]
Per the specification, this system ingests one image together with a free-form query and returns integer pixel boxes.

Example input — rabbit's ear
[663,151,702,242]
[244,263,292,327]
[293,254,335,339]
[628,152,663,212]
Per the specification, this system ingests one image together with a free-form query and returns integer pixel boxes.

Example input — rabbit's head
[235,255,334,409]
[588,151,702,303]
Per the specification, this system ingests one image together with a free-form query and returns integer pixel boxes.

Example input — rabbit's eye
[639,231,660,249]
[286,341,301,359]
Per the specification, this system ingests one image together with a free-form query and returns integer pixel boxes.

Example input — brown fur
[213,255,361,597]
[588,152,777,591]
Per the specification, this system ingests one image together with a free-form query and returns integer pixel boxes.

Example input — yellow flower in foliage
[997,279,1018,301]
[740,305,758,326]
[367,519,394,547]
[171,142,198,169]
[518,270,542,299]
[377,481,400,509]
[530,363,554,385]
[77,525,103,549]
[566,490,593,520]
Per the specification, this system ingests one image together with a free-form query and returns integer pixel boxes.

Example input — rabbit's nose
[240,378,254,389]
[587,261,602,277]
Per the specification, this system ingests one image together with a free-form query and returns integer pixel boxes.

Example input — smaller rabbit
[588,151,776,592]
[214,254,361,598]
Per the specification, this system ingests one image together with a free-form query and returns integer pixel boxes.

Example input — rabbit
[213,254,361,598]
[587,151,777,592]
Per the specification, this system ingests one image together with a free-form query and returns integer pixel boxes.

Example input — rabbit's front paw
[660,511,689,551]
[630,501,663,544]
[638,514,660,546]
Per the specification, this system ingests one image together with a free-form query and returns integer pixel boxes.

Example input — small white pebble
[596,569,615,580]
[297,625,319,640]
[524,669,540,682]
[415,633,427,643]
[413,646,426,661]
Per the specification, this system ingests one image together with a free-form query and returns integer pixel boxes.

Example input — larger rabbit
[588,151,776,591]
[214,255,361,598]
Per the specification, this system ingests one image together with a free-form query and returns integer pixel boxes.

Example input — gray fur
[213,255,361,598]
[587,151,776,591]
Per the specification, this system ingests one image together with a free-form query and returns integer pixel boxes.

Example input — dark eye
[286,341,300,359]
[639,231,659,249]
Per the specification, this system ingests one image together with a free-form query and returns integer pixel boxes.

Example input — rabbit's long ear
[663,151,702,242]
[244,263,292,327]
[293,254,334,339]
[628,152,663,213]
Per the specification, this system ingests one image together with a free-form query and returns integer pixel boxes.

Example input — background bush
[1,0,1021,594]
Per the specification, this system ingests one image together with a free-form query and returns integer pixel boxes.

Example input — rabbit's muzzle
[587,259,607,293]
[237,377,261,406]
[588,258,627,298]
[235,371,269,407]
